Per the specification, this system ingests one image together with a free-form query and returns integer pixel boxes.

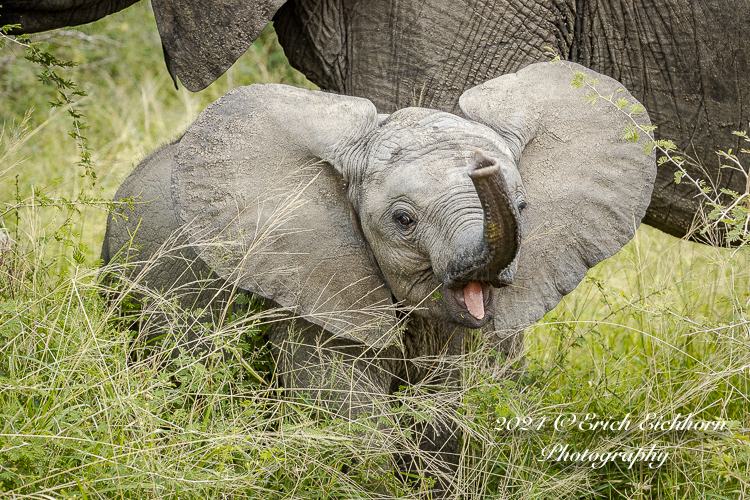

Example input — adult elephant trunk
[466,151,520,288]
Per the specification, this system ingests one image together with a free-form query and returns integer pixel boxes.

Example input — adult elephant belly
[273,0,565,113]
[1,0,139,33]
[273,0,750,240]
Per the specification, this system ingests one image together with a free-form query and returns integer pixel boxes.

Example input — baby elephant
[101,62,655,494]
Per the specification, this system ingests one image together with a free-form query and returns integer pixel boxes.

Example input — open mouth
[444,281,495,327]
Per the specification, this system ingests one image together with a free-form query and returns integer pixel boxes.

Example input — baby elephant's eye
[395,213,416,229]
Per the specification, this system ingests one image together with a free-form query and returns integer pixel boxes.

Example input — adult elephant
[4,0,749,239]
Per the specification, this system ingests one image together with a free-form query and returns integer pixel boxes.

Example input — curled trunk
[467,152,520,287]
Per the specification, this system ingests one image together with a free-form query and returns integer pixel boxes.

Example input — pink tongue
[464,282,485,319]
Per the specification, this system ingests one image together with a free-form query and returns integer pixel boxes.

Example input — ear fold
[459,62,656,331]
[172,85,401,347]
[151,0,286,91]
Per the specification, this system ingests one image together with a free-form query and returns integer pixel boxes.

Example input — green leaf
[656,139,677,152]
[628,103,645,114]
[543,46,560,63]
[73,247,85,264]
[720,188,740,197]
[571,72,585,89]
[621,124,639,143]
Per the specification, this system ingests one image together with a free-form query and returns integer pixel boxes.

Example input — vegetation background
[1,1,748,498]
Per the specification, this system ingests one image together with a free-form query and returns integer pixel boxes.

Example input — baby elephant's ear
[172,85,401,347]
[460,62,657,331]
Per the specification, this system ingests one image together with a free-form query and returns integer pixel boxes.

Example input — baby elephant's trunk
[467,151,521,287]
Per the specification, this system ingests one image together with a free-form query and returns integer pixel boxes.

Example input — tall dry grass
[1,2,749,498]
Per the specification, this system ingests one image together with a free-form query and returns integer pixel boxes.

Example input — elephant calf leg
[269,321,396,418]
[268,319,405,472]
[269,320,459,497]
[395,364,462,497]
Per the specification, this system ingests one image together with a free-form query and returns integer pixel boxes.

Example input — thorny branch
[548,51,750,247]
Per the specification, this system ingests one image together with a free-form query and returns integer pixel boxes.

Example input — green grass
[0,1,313,265]
[1,2,749,498]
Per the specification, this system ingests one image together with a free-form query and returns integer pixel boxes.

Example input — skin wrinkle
[101,64,657,490]
[551,0,575,54]
[273,0,748,239]
[280,0,345,89]
[424,191,484,257]
[276,0,560,112]
[403,266,439,303]
[368,114,511,168]
[438,2,478,108]
[360,139,517,321]
[388,0,401,106]
[430,0,478,107]
[354,110,522,311]
[336,132,374,212]
[412,0,450,104]
[684,3,712,169]
[659,2,707,223]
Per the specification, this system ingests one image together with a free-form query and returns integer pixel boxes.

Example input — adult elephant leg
[269,317,464,496]
[571,0,750,240]
[397,320,523,496]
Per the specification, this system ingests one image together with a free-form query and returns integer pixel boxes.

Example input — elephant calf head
[348,109,524,329]
[107,62,655,349]
[163,63,655,345]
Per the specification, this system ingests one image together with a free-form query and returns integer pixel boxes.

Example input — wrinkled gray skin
[5,0,747,240]
[101,63,655,493]
[103,106,525,495]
